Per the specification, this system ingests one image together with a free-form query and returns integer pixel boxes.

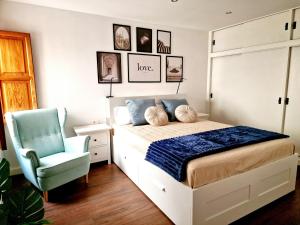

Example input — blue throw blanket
[145,126,288,181]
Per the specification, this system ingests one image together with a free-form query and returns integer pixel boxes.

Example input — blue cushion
[161,99,188,121]
[126,99,155,126]
[37,152,90,178]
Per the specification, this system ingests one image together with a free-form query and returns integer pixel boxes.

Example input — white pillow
[113,106,131,125]
[144,106,168,126]
[175,105,197,123]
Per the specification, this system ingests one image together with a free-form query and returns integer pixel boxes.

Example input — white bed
[106,94,298,225]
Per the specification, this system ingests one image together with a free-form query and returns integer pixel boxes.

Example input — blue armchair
[6,108,90,202]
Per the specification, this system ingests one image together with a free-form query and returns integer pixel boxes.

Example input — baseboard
[10,166,22,176]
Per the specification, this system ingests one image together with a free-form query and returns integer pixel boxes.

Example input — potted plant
[0,158,50,225]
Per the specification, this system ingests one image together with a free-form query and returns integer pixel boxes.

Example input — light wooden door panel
[0,38,26,73]
[1,81,31,113]
[243,11,291,48]
[0,30,37,116]
[211,48,288,132]
[284,46,300,154]
[293,9,300,40]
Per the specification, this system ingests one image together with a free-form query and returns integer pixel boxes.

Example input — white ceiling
[5,0,300,30]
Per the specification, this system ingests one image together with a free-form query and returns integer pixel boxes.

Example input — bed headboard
[106,94,186,126]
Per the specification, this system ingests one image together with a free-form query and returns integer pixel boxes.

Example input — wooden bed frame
[106,94,298,225]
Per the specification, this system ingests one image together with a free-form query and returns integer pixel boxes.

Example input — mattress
[113,120,294,188]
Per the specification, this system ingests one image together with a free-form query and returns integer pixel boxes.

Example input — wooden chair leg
[43,191,48,202]
[85,174,89,184]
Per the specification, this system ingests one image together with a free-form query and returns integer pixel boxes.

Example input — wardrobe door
[210,48,288,132]
[212,25,245,52]
[243,11,291,47]
[210,54,243,124]
[293,9,300,40]
[284,46,300,154]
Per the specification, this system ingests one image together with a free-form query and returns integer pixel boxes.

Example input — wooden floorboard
[13,163,299,225]
[43,163,173,225]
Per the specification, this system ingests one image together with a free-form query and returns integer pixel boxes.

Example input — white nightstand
[197,112,209,120]
[74,124,111,164]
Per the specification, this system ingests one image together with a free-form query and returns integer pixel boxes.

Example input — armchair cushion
[64,136,90,153]
[37,152,90,178]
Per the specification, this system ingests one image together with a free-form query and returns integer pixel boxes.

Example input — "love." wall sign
[128,53,161,83]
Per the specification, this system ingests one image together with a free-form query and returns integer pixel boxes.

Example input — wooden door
[0,30,37,115]
[292,9,300,40]
[210,48,288,132]
[284,46,300,154]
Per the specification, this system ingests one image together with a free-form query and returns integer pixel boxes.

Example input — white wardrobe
[208,7,300,156]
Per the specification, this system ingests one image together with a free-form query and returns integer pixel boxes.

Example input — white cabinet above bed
[211,11,291,53]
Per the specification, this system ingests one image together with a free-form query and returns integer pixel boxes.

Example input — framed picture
[97,51,122,83]
[113,24,131,51]
[166,56,183,82]
[136,27,152,53]
[128,53,161,83]
[157,30,171,54]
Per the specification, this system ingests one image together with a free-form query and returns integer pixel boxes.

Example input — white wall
[0,1,208,174]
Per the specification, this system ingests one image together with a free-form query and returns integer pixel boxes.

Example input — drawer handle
[94,153,98,155]
[93,139,97,142]
[153,180,166,192]
[124,156,127,159]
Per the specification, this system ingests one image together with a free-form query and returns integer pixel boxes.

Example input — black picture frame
[157,30,171,54]
[113,24,131,51]
[128,53,161,83]
[136,27,152,53]
[166,56,183,82]
[97,51,122,84]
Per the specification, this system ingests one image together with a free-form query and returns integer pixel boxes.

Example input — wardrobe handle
[285,98,290,105]
[285,22,289,30]
[293,21,297,30]
[278,97,282,104]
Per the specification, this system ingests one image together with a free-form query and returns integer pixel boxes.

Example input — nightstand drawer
[90,146,108,163]
[89,133,108,147]
[74,123,111,164]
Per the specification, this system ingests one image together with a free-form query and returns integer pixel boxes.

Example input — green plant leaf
[8,185,45,225]
[0,158,11,192]
[0,158,10,225]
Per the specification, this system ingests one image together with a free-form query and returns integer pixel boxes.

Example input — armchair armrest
[64,135,90,153]
[19,148,40,168]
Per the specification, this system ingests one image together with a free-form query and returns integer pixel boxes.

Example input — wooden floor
[14,163,300,225]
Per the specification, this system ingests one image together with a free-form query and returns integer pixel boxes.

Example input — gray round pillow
[175,105,197,123]
[144,106,168,126]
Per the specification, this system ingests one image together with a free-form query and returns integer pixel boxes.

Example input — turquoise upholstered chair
[6,108,90,201]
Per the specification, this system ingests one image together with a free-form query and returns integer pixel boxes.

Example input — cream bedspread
[113,120,294,188]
